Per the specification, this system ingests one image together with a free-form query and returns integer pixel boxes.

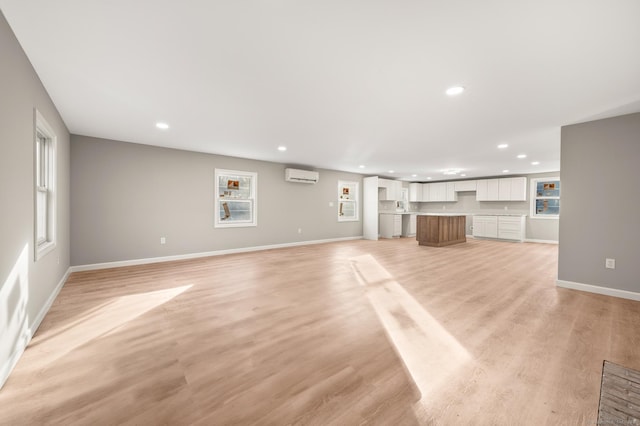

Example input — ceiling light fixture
[277,146,287,151]
[531,161,540,165]
[446,86,465,96]
[411,174,417,177]
[359,165,365,169]
[388,170,395,174]
[426,177,432,180]
[442,168,462,175]
[517,154,527,159]
[497,143,508,149]
[502,169,509,173]
[461,174,467,177]
[156,122,169,130]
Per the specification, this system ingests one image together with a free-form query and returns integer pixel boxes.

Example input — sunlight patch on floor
[26,284,192,368]
[350,254,471,402]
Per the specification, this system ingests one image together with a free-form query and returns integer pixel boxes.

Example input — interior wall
[0,11,70,387]
[411,171,560,241]
[559,112,640,293]
[70,135,364,266]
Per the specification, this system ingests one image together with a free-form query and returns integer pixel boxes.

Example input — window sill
[36,241,56,261]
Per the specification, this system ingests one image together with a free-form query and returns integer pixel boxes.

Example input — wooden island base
[416,215,466,247]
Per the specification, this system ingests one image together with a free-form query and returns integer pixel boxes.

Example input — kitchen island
[416,214,466,247]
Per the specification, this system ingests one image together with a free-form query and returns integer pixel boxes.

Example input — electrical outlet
[605,258,615,269]
[297,228,302,234]
[329,201,334,207]
[160,237,166,245]
[504,205,508,210]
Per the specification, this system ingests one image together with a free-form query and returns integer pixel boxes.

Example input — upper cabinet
[378,178,402,201]
[454,180,477,192]
[407,177,526,202]
[409,182,422,202]
[477,177,526,201]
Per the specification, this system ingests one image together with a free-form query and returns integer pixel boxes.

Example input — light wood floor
[1,238,639,425]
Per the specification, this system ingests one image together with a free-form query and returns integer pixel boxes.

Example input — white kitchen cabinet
[509,177,527,201]
[409,183,422,202]
[402,214,417,237]
[421,183,430,202]
[473,215,498,238]
[476,179,488,201]
[378,178,402,201]
[477,177,525,201]
[427,182,448,202]
[454,180,477,192]
[446,182,458,202]
[488,180,500,200]
[497,216,525,241]
[474,215,525,241]
[379,214,402,238]
[498,178,511,201]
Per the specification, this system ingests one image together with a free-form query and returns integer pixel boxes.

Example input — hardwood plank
[0,238,639,424]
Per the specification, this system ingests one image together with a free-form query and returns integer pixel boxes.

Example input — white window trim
[338,180,359,222]
[530,176,560,220]
[35,110,57,260]
[214,168,257,228]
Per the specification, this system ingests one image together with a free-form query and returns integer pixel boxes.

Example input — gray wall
[0,11,70,386]
[411,171,560,241]
[71,135,363,265]
[559,112,640,293]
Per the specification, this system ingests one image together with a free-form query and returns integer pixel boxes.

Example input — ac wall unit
[285,168,319,184]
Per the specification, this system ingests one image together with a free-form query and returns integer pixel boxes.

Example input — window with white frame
[530,177,560,219]
[214,169,257,227]
[35,110,57,260]
[338,181,359,222]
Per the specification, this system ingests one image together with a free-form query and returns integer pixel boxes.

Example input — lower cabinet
[473,215,525,241]
[472,215,498,238]
[497,216,526,241]
[402,214,417,237]
[379,214,402,238]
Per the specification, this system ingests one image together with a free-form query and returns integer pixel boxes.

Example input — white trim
[529,176,560,219]
[34,109,57,261]
[1,268,70,389]
[214,168,257,228]
[556,279,640,302]
[524,239,559,244]
[70,236,364,272]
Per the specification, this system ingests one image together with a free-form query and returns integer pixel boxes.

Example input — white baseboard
[524,239,559,244]
[70,236,364,272]
[1,267,70,389]
[556,279,640,301]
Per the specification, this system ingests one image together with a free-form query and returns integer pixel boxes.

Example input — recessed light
[359,165,365,169]
[388,170,395,174]
[502,169,509,173]
[411,174,417,177]
[497,143,508,149]
[517,154,527,159]
[277,146,287,152]
[446,86,465,96]
[426,177,432,180]
[461,174,467,177]
[156,122,169,130]
[531,161,540,165]
[442,168,462,175]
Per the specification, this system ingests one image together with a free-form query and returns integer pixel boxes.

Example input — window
[214,169,257,227]
[338,181,359,222]
[530,177,560,219]
[34,110,57,260]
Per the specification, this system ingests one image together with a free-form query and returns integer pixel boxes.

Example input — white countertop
[379,211,527,217]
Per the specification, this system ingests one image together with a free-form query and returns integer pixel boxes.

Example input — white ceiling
[2,1,640,181]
